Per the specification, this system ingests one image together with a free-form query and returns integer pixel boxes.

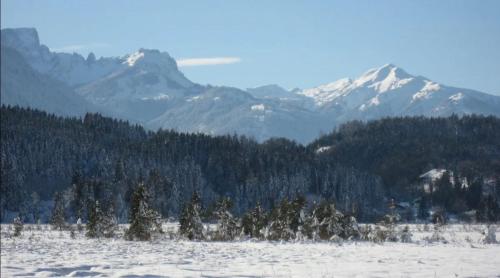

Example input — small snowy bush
[426,225,447,243]
[13,216,23,237]
[399,225,412,243]
[482,226,497,244]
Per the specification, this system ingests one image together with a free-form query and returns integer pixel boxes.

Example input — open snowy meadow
[1,224,499,277]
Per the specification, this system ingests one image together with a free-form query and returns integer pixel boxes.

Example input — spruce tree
[50,192,66,230]
[213,197,238,241]
[418,196,430,221]
[242,202,267,238]
[102,204,118,238]
[125,183,163,241]
[86,200,104,238]
[179,191,204,240]
[289,196,307,236]
[267,199,295,240]
[310,202,338,240]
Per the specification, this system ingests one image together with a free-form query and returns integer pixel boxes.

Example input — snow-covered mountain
[1,28,124,86]
[76,48,204,122]
[298,64,500,122]
[148,86,326,142]
[0,45,97,116]
[2,28,499,143]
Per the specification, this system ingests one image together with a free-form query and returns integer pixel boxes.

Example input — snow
[251,104,266,111]
[412,81,441,102]
[1,224,499,277]
[299,78,352,106]
[5,25,500,144]
[187,95,203,102]
[368,67,414,93]
[316,146,332,153]
[367,96,380,107]
[125,51,145,67]
[141,93,170,101]
[419,169,447,181]
[449,92,465,103]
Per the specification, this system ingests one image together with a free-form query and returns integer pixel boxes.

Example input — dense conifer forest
[1,105,499,223]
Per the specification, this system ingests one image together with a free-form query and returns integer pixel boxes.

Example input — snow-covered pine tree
[179,191,204,240]
[379,199,398,241]
[125,183,163,241]
[289,196,307,237]
[13,215,23,237]
[86,200,104,238]
[310,201,344,240]
[50,191,67,231]
[266,199,295,240]
[301,208,319,240]
[321,204,344,240]
[30,191,40,223]
[102,204,118,238]
[213,197,238,241]
[70,171,86,221]
[339,214,360,240]
[242,202,268,239]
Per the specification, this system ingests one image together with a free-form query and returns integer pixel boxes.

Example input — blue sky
[2,0,500,95]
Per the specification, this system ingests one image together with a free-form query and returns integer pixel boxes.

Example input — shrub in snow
[399,225,412,243]
[426,225,447,243]
[69,226,76,239]
[482,226,497,244]
[179,191,204,240]
[125,184,163,241]
[76,218,83,232]
[370,226,390,243]
[359,224,373,241]
[379,214,398,242]
[212,197,239,241]
[13,216,23,237]
[431,209,446,225]
[330,234,343,243]
[340,215,360,240]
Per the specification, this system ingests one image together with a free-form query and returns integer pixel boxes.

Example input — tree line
[1,105,499,223]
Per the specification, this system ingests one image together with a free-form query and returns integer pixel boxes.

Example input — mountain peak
[1,28,40,49]
[354,64,412,88]
[123,48,178,69]
[246,84,293,99]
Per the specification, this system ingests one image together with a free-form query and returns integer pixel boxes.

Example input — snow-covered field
[1,224,499,277]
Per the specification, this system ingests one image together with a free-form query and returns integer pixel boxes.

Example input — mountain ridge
[2,27,499,143]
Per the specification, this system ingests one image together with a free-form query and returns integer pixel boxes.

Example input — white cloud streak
[50,43,111,53]
[177,57,241,67]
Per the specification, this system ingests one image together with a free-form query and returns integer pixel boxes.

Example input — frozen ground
[1,224,499,277]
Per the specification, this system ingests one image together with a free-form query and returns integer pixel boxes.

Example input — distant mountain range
[2,28,500,143]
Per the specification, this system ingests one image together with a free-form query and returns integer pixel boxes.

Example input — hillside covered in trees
[1,106,499,223]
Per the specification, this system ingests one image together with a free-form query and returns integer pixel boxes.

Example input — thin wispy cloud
[50,42,111,53]
[177,57,241,67]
